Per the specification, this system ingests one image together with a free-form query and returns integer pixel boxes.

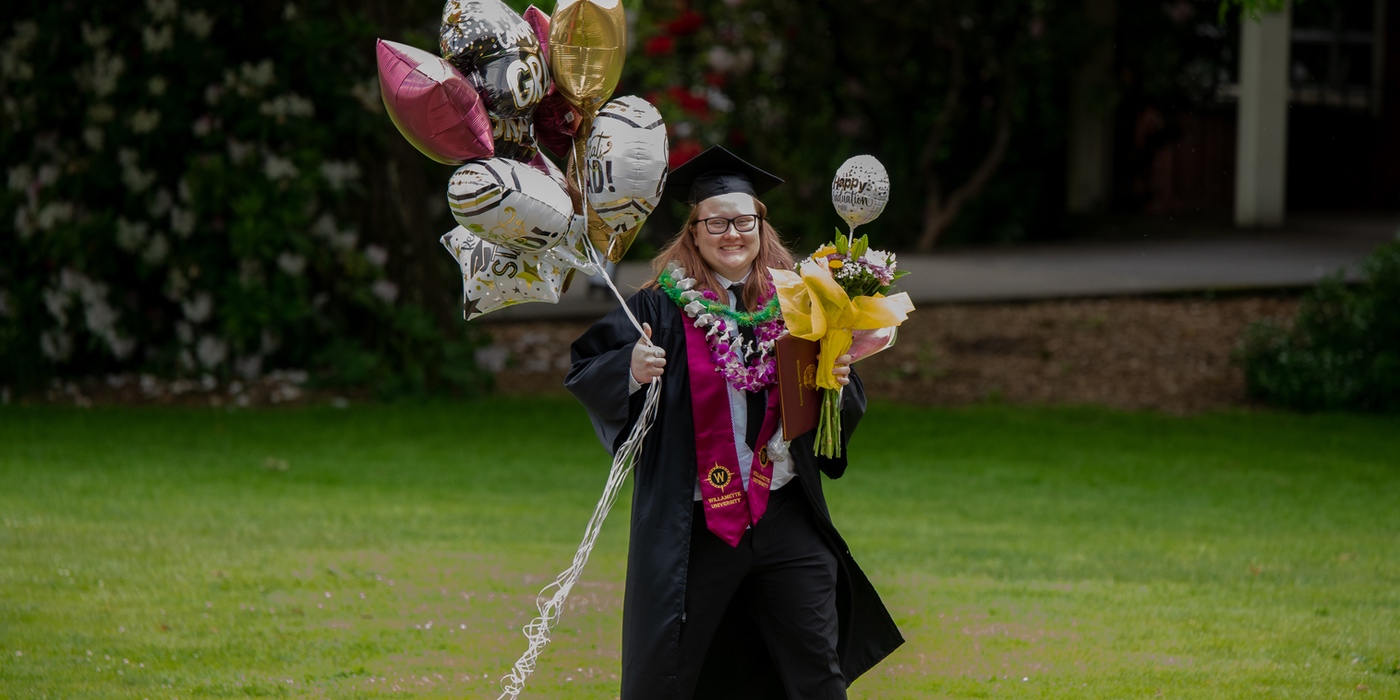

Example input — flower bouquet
[769,156,914,458]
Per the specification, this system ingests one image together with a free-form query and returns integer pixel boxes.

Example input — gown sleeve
[565,291,656,455]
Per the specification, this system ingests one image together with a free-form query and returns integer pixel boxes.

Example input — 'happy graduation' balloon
[831,155,890,232]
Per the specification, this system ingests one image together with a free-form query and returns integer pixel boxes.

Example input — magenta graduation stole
[684,319,782,547]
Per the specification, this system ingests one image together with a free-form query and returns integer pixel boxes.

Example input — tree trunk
[915,88,1015,253]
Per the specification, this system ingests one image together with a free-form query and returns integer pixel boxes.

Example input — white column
[1235,2,1292,227]
[1066,0,1116,215]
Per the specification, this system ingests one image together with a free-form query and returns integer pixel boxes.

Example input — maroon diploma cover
[775,334,821,440]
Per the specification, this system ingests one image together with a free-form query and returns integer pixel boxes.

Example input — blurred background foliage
[6,0,1384,407]
[0,0,489,395]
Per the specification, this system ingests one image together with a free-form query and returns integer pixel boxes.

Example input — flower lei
[657,263,784,392]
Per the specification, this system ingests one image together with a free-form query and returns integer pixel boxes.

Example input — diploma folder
[775,334,822,440]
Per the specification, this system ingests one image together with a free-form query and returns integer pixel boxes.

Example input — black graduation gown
[565,287,904,700]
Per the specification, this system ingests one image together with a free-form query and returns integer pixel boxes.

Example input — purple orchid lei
[659,263,784,392]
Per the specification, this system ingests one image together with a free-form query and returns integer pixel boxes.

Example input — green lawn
[1,400,1397,699]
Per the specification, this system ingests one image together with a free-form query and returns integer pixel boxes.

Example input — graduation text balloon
[440,0,551,160]
[831,155,890,232]
[441,225,568,320]
[584,95,668,263]
[376,39,494,165]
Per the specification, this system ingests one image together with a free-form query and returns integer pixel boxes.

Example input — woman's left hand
[832,354,854,387]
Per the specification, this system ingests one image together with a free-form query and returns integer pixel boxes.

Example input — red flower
[703,71,727,88]
[669,139,703,169]
[667,85,709,119]
[667,10,704,37]
[645,35,675,57]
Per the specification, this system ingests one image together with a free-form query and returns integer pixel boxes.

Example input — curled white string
[496,241,661,700]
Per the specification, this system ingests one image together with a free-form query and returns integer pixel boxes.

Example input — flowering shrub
[1,0,489,396]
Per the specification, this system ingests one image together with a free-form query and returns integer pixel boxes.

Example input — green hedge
[0,0,488,396]
[1239,239,1400,413]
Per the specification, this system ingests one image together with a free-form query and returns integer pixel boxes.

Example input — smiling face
[692,192,761,281]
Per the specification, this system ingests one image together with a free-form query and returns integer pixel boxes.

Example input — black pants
[679,481,845,700]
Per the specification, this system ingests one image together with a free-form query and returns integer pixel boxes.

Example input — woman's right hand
[630,322,666,384]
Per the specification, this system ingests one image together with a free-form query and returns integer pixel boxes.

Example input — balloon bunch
[377,0,668,320]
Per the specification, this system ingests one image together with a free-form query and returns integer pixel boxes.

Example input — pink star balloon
[377,38,494,165]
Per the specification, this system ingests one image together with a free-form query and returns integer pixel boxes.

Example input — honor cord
[497,242,662,700]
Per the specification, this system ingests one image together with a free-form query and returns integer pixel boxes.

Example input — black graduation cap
[665,145,784,206]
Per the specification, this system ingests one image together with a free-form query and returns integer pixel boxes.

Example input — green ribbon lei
[656,269,783,327]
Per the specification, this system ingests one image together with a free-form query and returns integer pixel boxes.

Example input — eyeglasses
[696,215,762,235]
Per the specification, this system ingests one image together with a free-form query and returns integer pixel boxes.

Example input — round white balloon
[447,157,576,254]
[831,155,890,230]
[584,95,668,242]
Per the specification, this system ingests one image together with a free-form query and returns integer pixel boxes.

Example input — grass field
[1,399,1397,699]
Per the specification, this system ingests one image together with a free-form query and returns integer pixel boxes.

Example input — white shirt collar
[713,271,749,288]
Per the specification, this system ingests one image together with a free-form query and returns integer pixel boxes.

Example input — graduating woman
[566,146,902,700]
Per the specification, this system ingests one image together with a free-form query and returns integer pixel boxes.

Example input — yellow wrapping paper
[769,260,915,390]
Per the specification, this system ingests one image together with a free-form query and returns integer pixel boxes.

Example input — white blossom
[175,321,193,343]
[319,160,361,191]
[148,188,173,217]
[37,164,61,188]
[14,205,35,240]
[164,268,189,301]
[43,287,70,326]
[259,93,315,120]
[204,84,223,105]
[284,3,298,20]
[142,25,173,53]
[41,330,73,361]
[146,0,178,21]
[182,292,213,323]
[83,298,119,340]
[183,11,214,38]
[311,213,357,250]
[364,244,388,267]
[2,55,33,81]
[192,115,213,137]
[170,207,195,237]
[118,149,155,193]
[263,153,298,181]
[235,354,263,379]
[240,60,275,90]
[116,218,149,251]
[130,109,161,134]
[371,279,399,304]
[86,55,125,97]
[349,78,381,113]
[227,139,252,164]
[707,46,736,73]
[196,335,228,368]
[36,202,75,231]
[12,21,40,48]
[108,335,136,360]
[81,23,112,48]
[142,234,170,265]
[83,127,104,151]
[7,165,31,192]
[148,76,167,96]
[277,252,306,277]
